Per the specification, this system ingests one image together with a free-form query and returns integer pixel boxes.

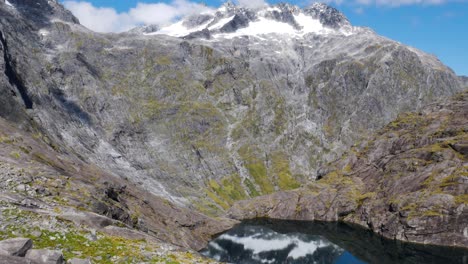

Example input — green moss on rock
[271,152,300,190]
[205,174,248,209]
[454,194,468,205]
[238,145,274,195]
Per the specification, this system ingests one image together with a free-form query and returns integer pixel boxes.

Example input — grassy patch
[238,145,274,195]
[454,194,468,205]
[205,174,248,209]
[0,136,13,144]
[271,152,300,190]
[238,107,261,138]
[319,170,354,186]
[205,190,230,210]
[422,210,443,217]
[356,192,376,206]
[0,207,207,264]
[401,203,417,212]
[244,178,260,197]
[156,56,172,66]
[273,98,287,135]
[9,151,20,159]
[387,112,426,131]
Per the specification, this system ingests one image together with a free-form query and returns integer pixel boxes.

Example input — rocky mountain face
[0,94,234,262]
[0,0,466,255]
[229,90,468,247]
[1,0,462,213]
[460,76,468,88]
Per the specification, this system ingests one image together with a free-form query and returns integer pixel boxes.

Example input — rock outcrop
[0,238,32,257]
[68,259,91,264]
[229,90,468,247]
[25,249,64,264]
[0,238,62,264]
[460,76,468,88]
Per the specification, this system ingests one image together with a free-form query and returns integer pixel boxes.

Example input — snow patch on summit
[156,19,210,37]
[222,17,297,38]
[208,16,235,30]
[294,13,327,34]
[147,3,354,39]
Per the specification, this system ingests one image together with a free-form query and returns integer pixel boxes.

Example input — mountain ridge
[144,2,359,38]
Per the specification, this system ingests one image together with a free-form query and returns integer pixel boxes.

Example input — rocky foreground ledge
[0,111,229,262]
[228,90,468,248]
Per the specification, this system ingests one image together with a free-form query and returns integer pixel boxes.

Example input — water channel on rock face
[200,219,468,264]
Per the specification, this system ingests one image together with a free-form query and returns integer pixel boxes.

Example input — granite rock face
[229,90,468,247]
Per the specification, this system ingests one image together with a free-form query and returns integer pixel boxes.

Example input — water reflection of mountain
[202,224,345,264]
[201,219,468,264]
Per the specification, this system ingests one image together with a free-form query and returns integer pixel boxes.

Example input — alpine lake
[201,219,468,264]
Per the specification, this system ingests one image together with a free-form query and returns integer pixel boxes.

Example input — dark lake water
[200,219,468,264]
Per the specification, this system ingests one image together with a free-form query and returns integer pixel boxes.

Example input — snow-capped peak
[146,2,355,39]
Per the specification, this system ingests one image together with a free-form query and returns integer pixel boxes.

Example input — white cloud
[63,1,132,32]
[236,0,268,9]
[129,1,213,25]
[63,0,214,33]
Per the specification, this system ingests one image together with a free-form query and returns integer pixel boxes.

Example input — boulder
[450,141,468,156]
[0,255,39,264]
[0,238,33,257]
[67,258,91,264]
[25,250,64,264]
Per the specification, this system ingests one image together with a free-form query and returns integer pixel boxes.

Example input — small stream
[200,219,468,264]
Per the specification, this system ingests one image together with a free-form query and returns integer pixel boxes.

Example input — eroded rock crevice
[0,31,32,109]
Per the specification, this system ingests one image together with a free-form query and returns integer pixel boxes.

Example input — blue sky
[341,2,468,76]
[61,0,468,76]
